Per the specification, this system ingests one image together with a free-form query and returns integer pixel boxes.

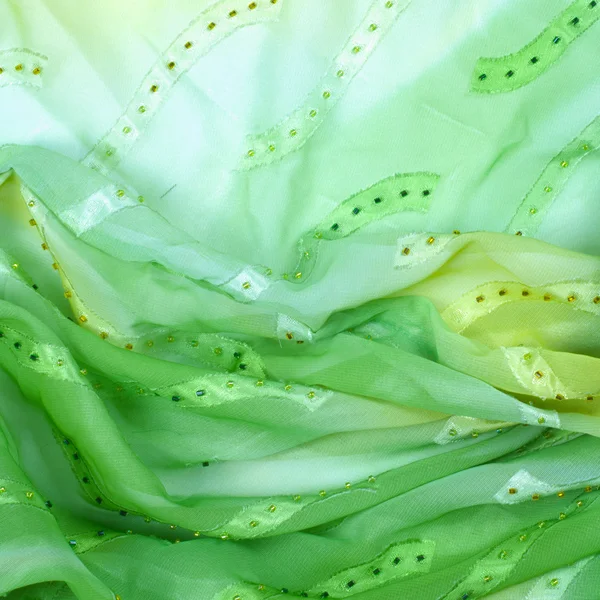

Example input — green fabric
[1,0,600,599]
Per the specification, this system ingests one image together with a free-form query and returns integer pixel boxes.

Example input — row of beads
[508,114,600,236]
[472,0,600,93]
[243,0,407,169]
[0,50,46,87]
[83,0,283,175]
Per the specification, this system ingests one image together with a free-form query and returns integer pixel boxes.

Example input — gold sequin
[352,46,361,54]
[544,293,552,301]
[167,61,176,70]
[125,343,133,350]
[453,230,461,235]
[25,491,34,499]
[319,490,326,497]
[11,263,18,270]
[268,504,276,512]
[426,236,435,244]
[567,294,576,302]
[256,380,264,387]
[289,129,297,137]
[559,512,566,520]
[557,491,565,498]
[521,290,530,296]
[249,1,257,8]
[499,289,507,296]
[369,23,378,31]
[167,336,175,343]
[79,315,88,323]
[322,90,331,99]
[307,391,316,399]
[100,332,109,340]
[229,10,238,17]
[544,185,552,193]
[52,262,59,270]
[41,242,48,250]
[214,347,223,355]
[285,332,293,340]
[401,247,410,256]
[194,531,200,537]
[508,488,517,495]
[385,0,394,6]
[532,493,540,501]
[150,84,159,93]
[344,482,351,489]
[208,22,216,30]
[336,69,344,77]
[268,144,276,152]
[577,500,583,507]
[555,394,564,401]
[593,296,600,304]
[515,231,523,236]
[247,149,255,157]
[309,109,317,118]
[534,370,544,379]
[483,575,493,583]
[184,41,193,49]
[585,486,593,492]
[29,218,37,226]
[529,207,537,214]
[476,295,485,303]
[115,596,122,600]
[28,200,35,207]
[146,340,154,347]
[560,160,568,168]
[294,272,302,279]
[242,281,251,290]
[15,64,23,71]
[226,381,234,388]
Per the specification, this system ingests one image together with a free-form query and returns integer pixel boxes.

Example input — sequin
[25,491,34,499]
[167,61,176,70]
[29,218,36,226]
[79,315,88,323]
[401,247,410,256]
[322,91,331,99]
[560,160,568,168]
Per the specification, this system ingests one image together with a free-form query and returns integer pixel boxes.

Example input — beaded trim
[0,48,47,88]
[82,0,284,177]
[242,0,410,169]
[472,0,600,93]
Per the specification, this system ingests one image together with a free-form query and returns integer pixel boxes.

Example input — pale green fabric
[1,1,600,599]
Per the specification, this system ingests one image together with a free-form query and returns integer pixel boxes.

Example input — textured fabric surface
[1,1,600,598]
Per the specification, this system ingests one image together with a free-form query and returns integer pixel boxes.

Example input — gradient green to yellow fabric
[1,0,600,598]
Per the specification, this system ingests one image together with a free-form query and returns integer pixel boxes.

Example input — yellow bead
[284,384,292,391]
[534,370,544,379]
[426,236,435,244]
[26,491,34,499]
[515,230,523,236]
[559,512,566,520]
[100,332,109,339]
[29,218,37,226]
[256,380,264,387]
[249,1,257,8]
[115,596,121,600]
[309,109,317,118]
[214,347,223,355]
[560,161,568,168]
[80,368,88,375]
[322,91,331,99]
[229,10,237,17]
[268,144,276,152]
[146,340,154,347]
[194,531,200,537]
[352,46,361,54]
[544,185,552,192]
[555,394,564,401]
[368,476,376,483]
[307,391,315,399]
[345,482,351,489]
[170,524,176,529]
[529,207,537,214]
[167,61,176,70]
[250,520,259,527]
[401,247,410,256]
[472,431,479,438]
[125,343,133,350]
[79,315,88,323]
[557,491,565,498]
[293,495,301,501]
[577,501,583,507]
[532,493,540,501]
[116,189,125,198]
[52,262,59,270]
[289,129,297,137]
[319,490,326,497]
[476,295,485,303]
[550,578,559,587]
[585,486,593,492]
[582,144,590,151]
[184,41,193,49]
[41,242,48,250]
[247,149,255,157]
[336,69,344,77]
[499,550,507,559]
[15,63,23,71]
[544,293,552,301]
[226,381,234,388]
[167,336,175,343]
[538,416,546,424]
[138,105,147,113]
[242,281,251,290]
[28,200,35,207]
[0,487,6,493]
[593,296,600,304]
[0,68,3,75]
[208,22,216,30]
[150,84,159,93]
[220,532,229,540]
[483,576,493,583]
[385,1,393,6]
[11,263,18,270]
[453,229,461,235]
[519,534,527,541]
[369,23,378,31]
[508,488,517,495]
[268,504,276,512]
